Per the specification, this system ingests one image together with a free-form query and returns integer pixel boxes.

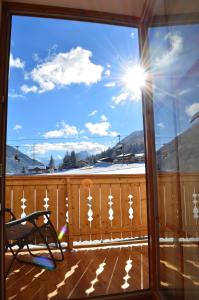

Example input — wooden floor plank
[6,244,149,300]
[87,247,121,297]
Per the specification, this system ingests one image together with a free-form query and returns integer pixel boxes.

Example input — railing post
[66,178,73,250]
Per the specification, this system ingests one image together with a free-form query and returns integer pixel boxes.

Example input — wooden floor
[6,243,149,300]
[160,242,199,295]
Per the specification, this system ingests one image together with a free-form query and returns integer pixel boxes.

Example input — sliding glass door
[148,21,199,299]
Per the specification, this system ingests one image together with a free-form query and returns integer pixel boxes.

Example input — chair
[5,208,64,275]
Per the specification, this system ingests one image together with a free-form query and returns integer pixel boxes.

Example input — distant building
[96,153,145,165]
[115,153,135,163]
[28,165,46,174]
[97,157,114,163]
[46,166,57,173]
[134,153,145,162]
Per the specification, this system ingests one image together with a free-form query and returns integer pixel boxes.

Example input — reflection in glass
[149,23,199,299]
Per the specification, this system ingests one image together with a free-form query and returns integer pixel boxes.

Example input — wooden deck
[6,243,149,300]
[160,242,199,291]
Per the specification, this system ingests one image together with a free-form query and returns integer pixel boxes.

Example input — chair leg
[47,221,65,262]
[26,242,38,257]
[6,245,23,276]
[33,223,57,268]
[35,219,65,262]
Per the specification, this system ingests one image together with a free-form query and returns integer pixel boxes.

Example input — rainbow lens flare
[58,224,68,240]
[32,256,55,270]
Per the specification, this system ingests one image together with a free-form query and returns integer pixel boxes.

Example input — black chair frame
[5,208,64,275]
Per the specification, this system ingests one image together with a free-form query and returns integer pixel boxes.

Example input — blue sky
[7,17,143,162]
[149,24,199,150]
[7,17,199,162]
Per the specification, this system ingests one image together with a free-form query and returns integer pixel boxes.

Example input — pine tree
[48,155,55,170]
[70,151,77,168]
[62,152,70,169]
[21,166,26,174]
[58,164,62,171]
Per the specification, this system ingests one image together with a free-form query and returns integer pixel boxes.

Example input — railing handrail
[6,173,146,180]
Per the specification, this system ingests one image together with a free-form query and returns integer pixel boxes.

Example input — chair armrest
[5,210,51,227]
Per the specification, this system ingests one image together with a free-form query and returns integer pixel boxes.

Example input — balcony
[5,173,149,299]
[5,172,199,299]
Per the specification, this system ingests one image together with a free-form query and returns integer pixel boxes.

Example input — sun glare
[122,65,146,93]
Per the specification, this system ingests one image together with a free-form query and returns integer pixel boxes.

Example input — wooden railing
[6,172,199,248]
[5,174,148,248]
[157,172,199,239]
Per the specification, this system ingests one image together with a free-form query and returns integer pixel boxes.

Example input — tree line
[48,142,144,171]
[48,139,145,171]
[48,151,84,170]
[48,148,113,171]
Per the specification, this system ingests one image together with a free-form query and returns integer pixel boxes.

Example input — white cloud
[104,82,116,88]
[88,110,98,117]
[154,32,183,68]
[27,47,104,93]
[185,102,199,117]
[130,32,135,39]
[157,122,165,128]
[178,88,191,96]
[82,135,89,140]
[85,121,118,137]
[32,53,42,63]
[105,69,111,77]
[112,92,129,104]
[43,122,78,138]
[46,44,58,61]
[21,84,38,94]
[13,124,22,130]
[112,85,142,105]
[10,53,25,69]
[8,92,25,99]
[100,114,107,121]
[25,141,107,155]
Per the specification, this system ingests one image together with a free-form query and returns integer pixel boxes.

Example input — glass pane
[6,16,149,298]
[149,22,199,299]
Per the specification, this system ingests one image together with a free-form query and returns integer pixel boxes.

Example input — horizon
[7,128,145,165]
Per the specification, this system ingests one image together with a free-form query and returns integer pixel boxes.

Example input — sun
[122,65,146,94]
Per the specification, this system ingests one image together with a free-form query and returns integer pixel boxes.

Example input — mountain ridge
[157,121,199,172]
[6,130,145,174]
[6,145,43,174]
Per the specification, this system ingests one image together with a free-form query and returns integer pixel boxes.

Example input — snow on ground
[52,163,145,175]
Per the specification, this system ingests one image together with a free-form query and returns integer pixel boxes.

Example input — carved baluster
[21,189,27,224]
[43,189,49,223]
[87,188,93,226]
[108,188,114,222]
[192,191,199,219]
[66,196,69,223]
[128,194,134,220]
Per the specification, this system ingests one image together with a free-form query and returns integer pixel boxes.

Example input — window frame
[3,2,198,300]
